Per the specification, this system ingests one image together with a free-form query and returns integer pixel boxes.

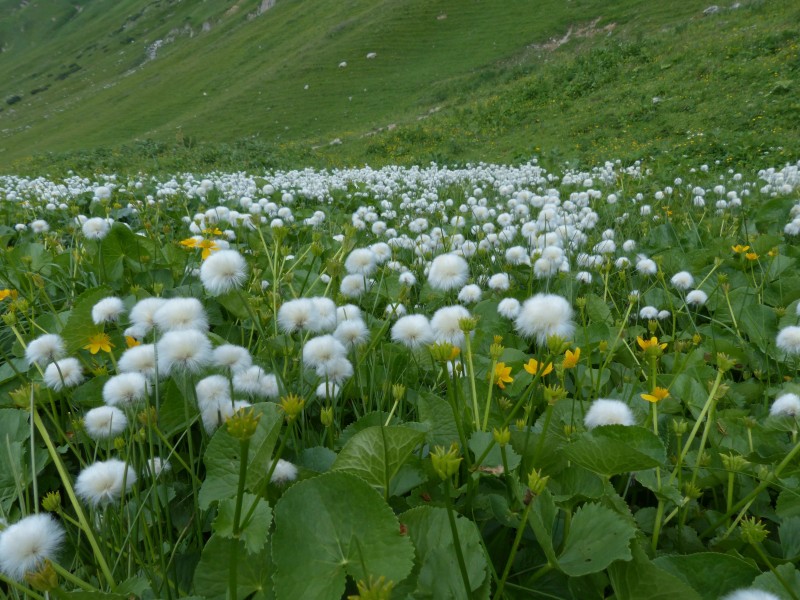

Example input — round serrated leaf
[400,506,488,598]
[557,502,636,577]
[564,425,666,476]
[272,471,414,600]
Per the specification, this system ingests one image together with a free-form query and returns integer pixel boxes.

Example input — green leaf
[272,471,414,600]
[418,391,459,447]
[739,303,777,350]
[564,426,666,476]
[776,489,800,518]
[609,545,702,600]
[213,492,273,554]
[653,553,760,599]
[331,425,425,497]
[586,293,613,325]
[557,502,636,577]
[779,516,800,560]
[752,563,800,600]
[60,286,113,353]
[469,430,520,472]
[400,506,488,598]
[199,402,283,509]
[193,534,272,600]
[526,489,559,566]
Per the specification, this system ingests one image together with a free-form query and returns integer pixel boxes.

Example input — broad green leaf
[199,402,283,509]
[193,534,272,600]
[60,286,113,353]
[586,293,613,324]
[564,425,666,476]
[609,545,702,600]
[526,489,559,566]
[557,502,636,577]
[776,488,800,518]
[752,563,800,600]
[59,593,127,599]
[272,472,414,600]
[213,492,273,554]
[297,446,337,473]
[99,223,156,280]
[653,553,760,599]
[418,391,460,447]
[779,516,800,560]
[400,506,488,598]
[550,465,605,504]
[739,303,777,350]
[331,425,424,497]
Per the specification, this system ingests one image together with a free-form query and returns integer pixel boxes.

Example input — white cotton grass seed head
[340,274,368,298]
[391,314,434,349]
[25,333,66,366]
[686,290,709,307]
[497,298,521,319]
[636,258,658,276]
[777,326,800,355]
[584,399,635,429]
[336,304,362,323]
[303,335,347,370]
[82,217,111,240]
[43,357,84,391]
[144,457,171,479]
[770,393,800,417]
[0,513,65,581]
[199,249,247,296]
[156,330,212,376]
[270,459,298,485]
[118,344,157,379]
[515,294,574,346]
[103,372,149,407]
[75,459,136,507]
[309,297,338,332]
[278,298,317,333]
[153,297,209,332]
[431,305,471,347]
[457,284,482,304]
[670,271,694,291]
[720,590,781,600]
[129,297,167,333]
[316,356,353,383]
[334,319,370,348]
[385,302,407,318]
[91,296,126,324]
[639,306,659,320]
[195,375,231,412]
[233,365,267,396]
[316,381,341,398]
[344,248,377,276]
[427,253,469,291]
[84,406,128,440]
[212,344,252,372]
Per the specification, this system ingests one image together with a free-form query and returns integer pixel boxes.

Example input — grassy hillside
[0,0,798,173]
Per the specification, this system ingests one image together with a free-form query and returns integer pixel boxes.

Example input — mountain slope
[1,0,798,172]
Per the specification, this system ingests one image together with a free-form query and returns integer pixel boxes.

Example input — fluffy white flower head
[515,294,574,345]
[25,334,66,366]
[153,297,209,332]
[686,290,708,307]
[156,330,212,376]
[720,590,780,600]
[391,315,434,349]
[92,297,126,324]
[0,513,65,581]
[82,217,111,240]
[75,459,136,507]
[771,393,800,417]
[103,372,149,407]
[43,357,84,391]
[431,305,471,347]
[129,297,167,333]
[670,271,694,291]
[200,249,248,296]
[84,406,128,440]
[584,399,635,429]
[345,248,377,276]
[777,326,800,355]
[428,254,469,291]
[270,459,298,485]
[278,298,317,333]
[118,344,157,379]
[213,344,252,372]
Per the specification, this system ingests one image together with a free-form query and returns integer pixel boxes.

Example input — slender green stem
[494,498,535,600]
[463,333,481,431]
[751,543,800,600]
[33,410,116,589]
[483,357,498,431]
[229,437,251,600]
[443,478,472,599]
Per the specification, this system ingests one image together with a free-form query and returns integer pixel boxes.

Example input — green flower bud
[431,443,462,481]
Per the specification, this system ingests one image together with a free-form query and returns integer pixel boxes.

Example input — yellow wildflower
[563,348,581,369]
[523,358,553,377]
[731,245,750,254]
[84,332,114,354]
[494,362,514,389]
[125,336,141,348]
[637,336,667,356]
[641,387,670,403]
[0,289,18,301]
[744,252,759,261]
